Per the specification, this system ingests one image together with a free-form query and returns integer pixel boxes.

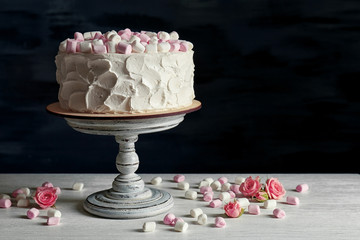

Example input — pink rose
[255,190,269,202]
[265,178,286,200]
[239,176,261,197]
[34,187,58,209]
[224,200,243,218]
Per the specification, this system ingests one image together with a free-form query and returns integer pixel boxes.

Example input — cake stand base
[46,100,201,219]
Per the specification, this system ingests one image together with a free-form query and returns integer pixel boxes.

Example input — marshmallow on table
[174,221,188,232]
[163,213,176,225]
[190,208,203,218]
[197,213,207,225]
[17,199,29,207]
[230,184,241,194]
[177,181,190,191]
[221,182,231,192]
[235,176,246,185]
[12,188,24,198]
[203,177,214,184]
[47,217,61,226]
[228,191,236,199]
[209,199,222,208]
[264,199,277,209]
[237,198,250,208]
[287,196,300,205]
[185,190,197,200]
[199,180,210,188]
[0,199,11,208]
[48,208,62,218]
[273,208,286,219]
[150,176,162,185]
[27,208,40,219]
[143,222,156,232]
[72,182,84,191]
[200,186,212,194]
[218,177,228,185]
[203,192,213,202]
[296,183,309,193]
[173,174,185,183]
[248,204,261,215]
[215,217,226,228]
[219,192,231,202]
[0,194,10,200]
[20,187,31,197]
[42,182,54,188]
[16,193,27,201]
[210,180,221,191]
[171,217,184,226]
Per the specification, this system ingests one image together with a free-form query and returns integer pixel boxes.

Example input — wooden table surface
[0,174,359,239]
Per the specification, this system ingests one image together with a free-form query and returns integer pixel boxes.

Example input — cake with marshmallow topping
[55,28,195,113]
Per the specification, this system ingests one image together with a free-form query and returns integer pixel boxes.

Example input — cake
[55,28,195,113]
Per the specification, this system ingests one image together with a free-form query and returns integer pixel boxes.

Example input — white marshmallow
[169,31,179,40]
[174,221,188,232]
[177,181,190,190]
[197,213,207,225]
[83,31,101,40]
[59,39,67,52]
[264,199,277,209]
[20,187,31,197]
[47,208,62,218]
[145,43,158,53]
[158,31,170,41]
[190,208,203,218]
[17,199,29,207]
[72,182,84,191]
[221,182,231,192]
[235,176,246,185]
[143,221,156,232]
[80,41,92,53]
[131,40,145,53]
[0,194,10,200]
[106,41,117,53]
[92,39,104,46]
[15,193,26,201]
[185,190,197,200]
[203,178,214,184]
[108,34,121,44]
[157,42,171,52]
[210,180,221,191]
[199,180,210,188]
[145,31,157,38]
[129,35,140,43]
[150,176,162,185]
[219,192,231,202]
[104,30,117,39]
[237,198,250,208]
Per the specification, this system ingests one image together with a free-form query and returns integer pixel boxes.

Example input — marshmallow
[235,176,246,185]
[143,222,156,232]
[129,35,140,43]
[264,199,277,209]
[215,217,226,228]
[104,30,117,39]
[157,42,171,53]
[145,43,158,53]
[203,192,213,202]
[219,192,231,202]
[199,180,210,188]
[59,39,67,52]
[47,217,61,226]
[119,32,131,41]
[74,32,84,41]
[218,177,228,185]
[157,31,170,41]
[221,182,231,192]
[83,31,101,40]
[230,184,241,194]
[47,208,62,218]
[42,182,54,188]
[169,31,179,40]
[197,213,207,225]
[203,178,214,184]
[72,182,84,191]
[210,180,221,191]
[66,39,77,53]
[80,41,92,53]
[185,190,197,200]
[117,42,132,54]
[228,191,236,199]
[190,208,203,218]
[54,187,61,195]
[248,204,261,215]
[179,42,189,52]
[174,221,188,232]
[16,193,27,201]
[92,39,104,46]
[20,187,31,197]
[287,196,300,205]
[273,208,286,219]
[108,34,121,44]
[12,188,24,198]
[139,33,150,43]
[296,183,309,193]
[93,44,107,54]
[93,32,103,40]
[171,217,184,227]
[131,40,145,53]
[17,199,29,207]
[150,176,162,185]
[209,199,222,208]
[0,194,10,200]
[200,186,212,194]
[173,174,185,183]
[177,181,190,191]
[106,41,117,53]
[163,213,176,225]
[169,43,180,52]
[27,208,40,219]
[0,199,11,208]
[237,198,250,208]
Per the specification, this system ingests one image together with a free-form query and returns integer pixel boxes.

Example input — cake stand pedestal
[46,100,201,219]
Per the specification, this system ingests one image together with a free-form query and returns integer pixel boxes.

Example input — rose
[254,190,269,202]
[239,176,261,197]
[265,178,286,200]
[224,200,244,218]
[34,187,58,209]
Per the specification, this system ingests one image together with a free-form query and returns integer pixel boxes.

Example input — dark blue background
[1,0,359,173]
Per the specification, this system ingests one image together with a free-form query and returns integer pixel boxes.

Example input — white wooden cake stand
[46,100,201,219]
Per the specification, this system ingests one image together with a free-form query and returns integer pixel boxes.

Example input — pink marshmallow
[209,199,222,208]
[12,188,24,198]
[228,191,236,199]
[230,184,241,194]
[286,196,300,205]
[273,208,286,219]
[54,187,61,195]
[74,32,84,41]
[296,184,309,193]
[93,44,107,54]
[66,39,77,53]
[218,177,228,185]
[42,181,54,187]
[248,204,261,215]
[93,32,103,40]
[139,33,150,43]
[47,217,61,226]
[119,32,131,41]
[117,42,132,54]
[169,43,180,52]
[200,186,212,194]
[173,174,185,183]
[179,42,189,52]
[171,217,184,226]
[215,217,226,228]
[163,213,176,225]
[0,199,11,208]
[27,208,40,219]
[203,192,213,202]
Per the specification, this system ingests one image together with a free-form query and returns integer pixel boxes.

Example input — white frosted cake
[55,28,195,113]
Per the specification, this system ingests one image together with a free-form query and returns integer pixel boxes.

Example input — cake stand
[46,100,201,219]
